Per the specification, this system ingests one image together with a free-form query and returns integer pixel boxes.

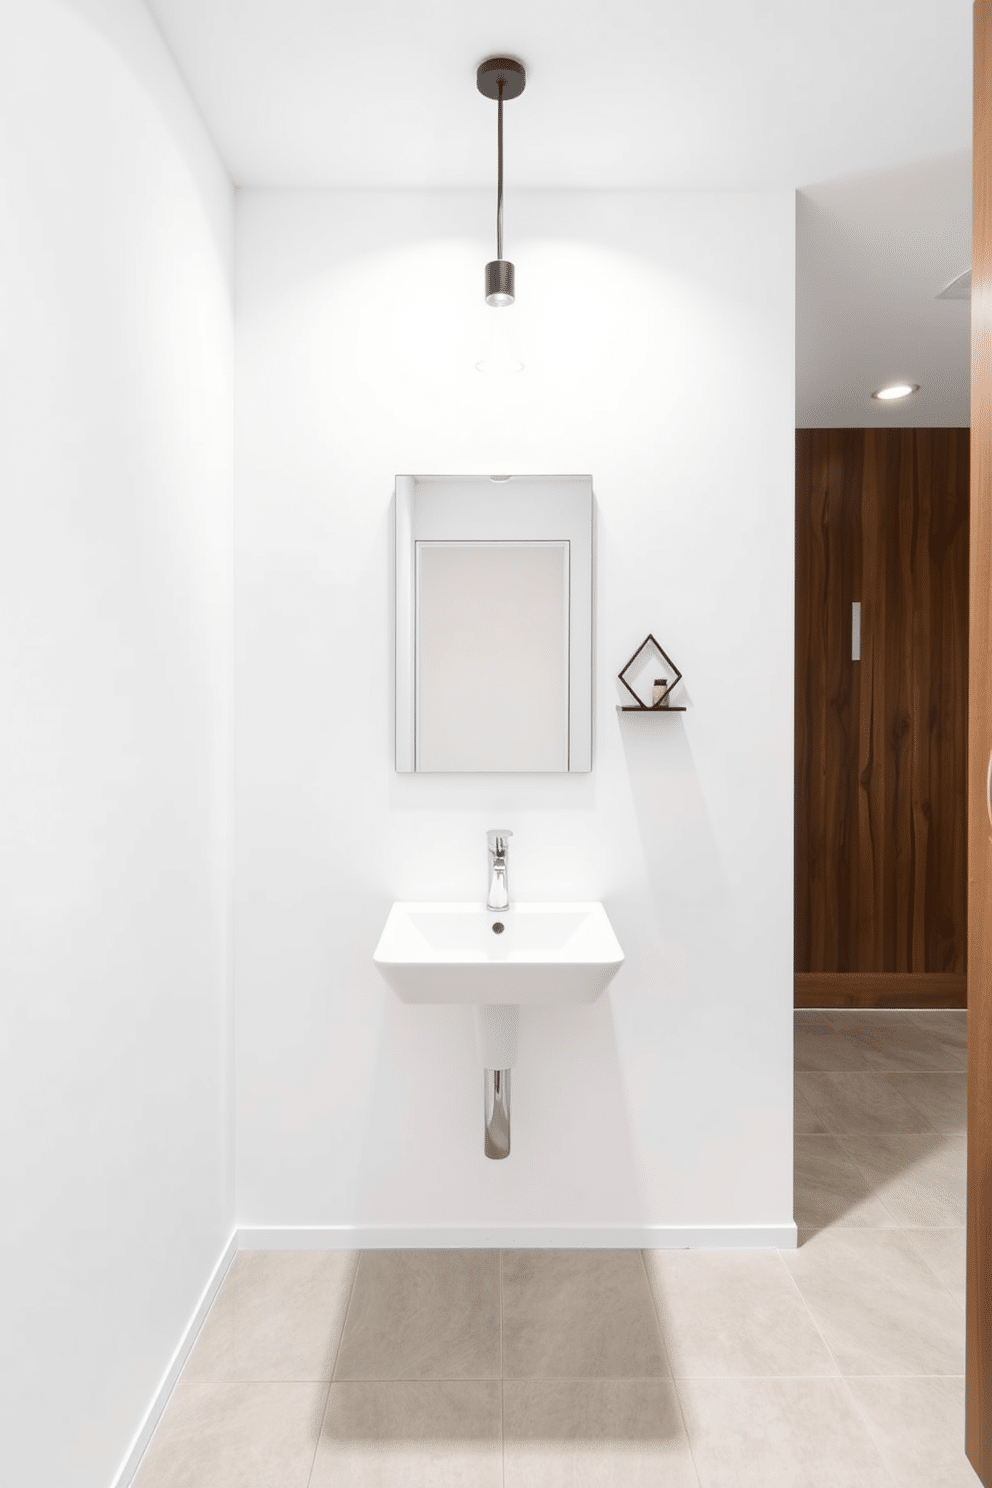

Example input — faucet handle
[487,828,513,855]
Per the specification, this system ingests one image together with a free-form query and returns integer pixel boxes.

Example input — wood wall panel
[968,3,992,1477]
[795,428,969,981]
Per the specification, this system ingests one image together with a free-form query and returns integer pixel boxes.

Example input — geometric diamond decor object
[617,633,685,710]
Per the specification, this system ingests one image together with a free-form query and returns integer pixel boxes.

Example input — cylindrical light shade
[485,259,515,306]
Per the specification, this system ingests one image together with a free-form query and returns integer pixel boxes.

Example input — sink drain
[491,921,505,934]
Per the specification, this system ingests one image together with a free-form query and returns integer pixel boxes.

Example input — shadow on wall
[613,711,755,1197]
[617,707,736,974]
[349,985,648,1231]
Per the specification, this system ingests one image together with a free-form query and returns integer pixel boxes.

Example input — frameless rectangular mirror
[395,474,593,772]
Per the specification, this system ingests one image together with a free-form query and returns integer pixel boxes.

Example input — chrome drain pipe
[477,1004,518,1160]
[484,1068,511,1159]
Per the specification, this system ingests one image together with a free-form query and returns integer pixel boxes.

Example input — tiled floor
[133,1008,977,1487]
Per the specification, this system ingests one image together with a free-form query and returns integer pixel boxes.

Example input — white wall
[0,4,233,1485]
[234,188,795,1242]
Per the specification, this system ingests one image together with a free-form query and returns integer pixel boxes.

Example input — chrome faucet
[486,829,513,912]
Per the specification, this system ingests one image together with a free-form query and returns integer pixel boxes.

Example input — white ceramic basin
[372,901,625,1005]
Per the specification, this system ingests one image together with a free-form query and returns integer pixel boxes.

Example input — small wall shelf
[617,633,686,712]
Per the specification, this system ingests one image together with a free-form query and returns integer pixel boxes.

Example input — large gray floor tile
[901,1229,967,1308]
[797,1074,936,1135]
[782,1229,965,1376]
[835,1133,966,1226]
[823,1011,913,1033]
[889,1075,967,1134]
[132,1382,327,1488]
[795,1010,833,1030]
[183,1251,358,1382]
[643,1249,837,1378]
[310,1380,501,1488]
[794,1134,898,1229]
[795,1086,829,1133]
[851,1024,968,1074]
[502,1251,668,1379]
[799,1020,966,1074]
[676,1376,897,1488]
[795,1028,882,1073]
[845,1376,981,1488]
[904,1009,967,1044]
[503,1378,699,1488]
[334,1251,500,1381]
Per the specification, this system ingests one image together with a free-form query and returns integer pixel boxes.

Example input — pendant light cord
[496,78,504,260]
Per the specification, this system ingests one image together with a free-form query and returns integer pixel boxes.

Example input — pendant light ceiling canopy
[477,57,526,307]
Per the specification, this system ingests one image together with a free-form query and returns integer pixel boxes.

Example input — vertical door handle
[852,602,861,661]
[987,749,992,829]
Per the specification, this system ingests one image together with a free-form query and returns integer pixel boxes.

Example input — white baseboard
[237,1223,798,1250]
[110,1230,238,1488]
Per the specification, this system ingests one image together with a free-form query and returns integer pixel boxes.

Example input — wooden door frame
[968,4,992,1481]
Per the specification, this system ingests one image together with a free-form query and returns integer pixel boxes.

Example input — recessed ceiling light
[871,383,919,401]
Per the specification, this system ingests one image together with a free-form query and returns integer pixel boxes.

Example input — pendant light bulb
[477,58,525,308]
[485,260,515,307]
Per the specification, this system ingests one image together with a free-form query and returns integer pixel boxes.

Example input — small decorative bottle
[652,678,668,708]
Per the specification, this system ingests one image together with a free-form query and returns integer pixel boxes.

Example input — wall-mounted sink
[373,901,624,1005]
[373,893,625,1158]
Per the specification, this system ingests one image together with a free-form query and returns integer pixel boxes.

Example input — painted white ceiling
[145,0,975,423]
[798,153,972,426]
[146,0,972,188]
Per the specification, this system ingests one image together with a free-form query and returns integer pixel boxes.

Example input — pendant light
[476,58,526,306]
